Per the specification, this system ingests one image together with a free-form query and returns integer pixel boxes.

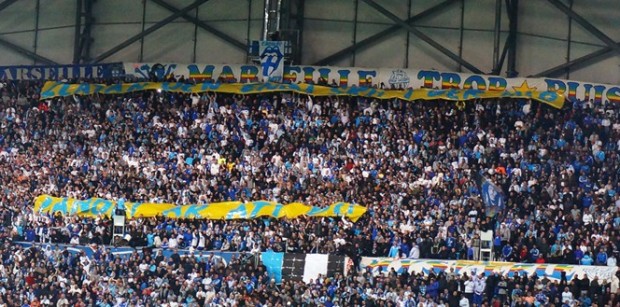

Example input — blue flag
[474,171,506,218]
[480,177,506,218]
[260,251,284,283]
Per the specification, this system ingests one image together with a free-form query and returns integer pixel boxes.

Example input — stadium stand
[0,78,618,306]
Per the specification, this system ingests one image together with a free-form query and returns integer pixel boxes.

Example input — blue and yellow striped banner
[33,195,367,222]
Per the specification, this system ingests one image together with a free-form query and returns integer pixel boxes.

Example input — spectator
[0,78,617,305]
[581,252,594,265]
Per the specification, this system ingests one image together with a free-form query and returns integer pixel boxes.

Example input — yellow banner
[40,81,564,108]
[33,195,367,222]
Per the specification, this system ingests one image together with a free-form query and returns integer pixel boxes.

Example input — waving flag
[474,171,506,218]
[259,41,285,82]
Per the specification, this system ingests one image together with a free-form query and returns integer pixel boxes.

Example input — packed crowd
[1,243,619,306]
[0,77,619,305]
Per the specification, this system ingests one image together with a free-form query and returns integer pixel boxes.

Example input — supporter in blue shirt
[580,253,594,265]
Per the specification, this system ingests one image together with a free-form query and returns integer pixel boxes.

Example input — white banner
[303,254,329,283]
[259,41,285,83]
[360,258,619,282]
[123,63,620,104]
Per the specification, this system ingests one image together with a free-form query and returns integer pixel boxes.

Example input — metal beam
[0,37,58,65]
[149,0,246,52]
[73,0,82,63]
[352,0,359,66]
[547,0,620,56]
[457,0,464,72]
[505,0,518,77]
[493,34,511,75]
[565,0,573,79]
[33,0,40,63]
[531,43,620,77]
[314,0,458,66]
[360,0,483,74]
[404,0,412,68]
[492,0,502,70]
[0,0,19,12]
[93,0,209,63]
[295,0,305,64]
[77,0,95,62]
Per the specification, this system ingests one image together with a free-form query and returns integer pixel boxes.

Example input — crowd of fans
[0,77,619,306]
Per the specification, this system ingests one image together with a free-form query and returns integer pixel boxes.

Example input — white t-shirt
[169,238,178,249]
[562,291,573,303]
[464,280,474,293]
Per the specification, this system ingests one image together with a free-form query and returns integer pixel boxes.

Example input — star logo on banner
[512,80,537,93]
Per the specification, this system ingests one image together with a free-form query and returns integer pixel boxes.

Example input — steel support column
[33,0,40,63]
[73,0,82,63]
[565,0,573,79]
[192,5,199,63]
[94,0,209,63]
[360,0,483,74]
[246,0,252,62]
[404,0,411,68]
[314,0,459,66]
[505,0,518,77]
[547,0,620,56]
[74,0,94,63]
[81,0,94,62]
[351,0,359,66]
[139,0,147,62]
[492,0,502,70]
[294,0,304,64]
[493,35,510,75]
[150,0,246,52]
[457,0,464,72]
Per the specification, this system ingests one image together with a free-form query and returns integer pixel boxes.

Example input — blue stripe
[260,251,284,283]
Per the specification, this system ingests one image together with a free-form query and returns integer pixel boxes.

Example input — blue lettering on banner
[538,91,559,102]
[331,203,343,216]
[226,204,248,219]
[38,197,53,213]
[14,242,238,265]
[487,77,507,91]
[306,206,330,216]
[463,89,483,100]
[0,63,119,80]
[58,84,72,97]
[162,206,183,218]
[446,89,459,100]
[249,201,270,217]
[54,198,69,215]
[347,203,354,215]
[272,204,283,217]
[183,205,208,218]
[40,83,63,100]
[427,90,447,97]
[199,82,221,92]
[286,82,301,92]
[103,84,123,94]
[125,83,149,93]
[129,203,142,218]
[187,64,215,78]
[92,199,113,216]
[165,82,194,92]
[403,89,414,100]
[74,84,91,95]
